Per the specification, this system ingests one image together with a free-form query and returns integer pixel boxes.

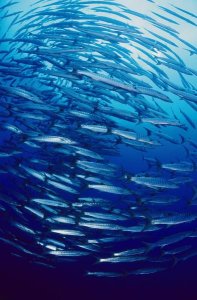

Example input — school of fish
[0,0,197,277]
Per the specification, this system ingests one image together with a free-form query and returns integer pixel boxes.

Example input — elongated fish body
[51,229,85,237]
[48,250,89,257]
[99,255,146,263]
[79,222,123,231]
[129,267,166,275]
[141,118,183,127]
[31,199,69,208]
[113,247,147,257]
[30,135,76,144]
[77,70,139,93]
[161,162,194,172]
[87,271,122,277]
[151,213,197,225]
[131,177,178,189]
[88,184,131,194]
[151,231,191,248]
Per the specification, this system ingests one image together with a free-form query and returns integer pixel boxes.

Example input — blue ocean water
[0,0,197,299]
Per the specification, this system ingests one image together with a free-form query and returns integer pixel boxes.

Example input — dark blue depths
[0,0,197,297]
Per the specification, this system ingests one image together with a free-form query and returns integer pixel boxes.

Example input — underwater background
[0,0,197,299]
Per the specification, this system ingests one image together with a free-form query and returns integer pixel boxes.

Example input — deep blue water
[0,0,197,299]
[1,248,197,300]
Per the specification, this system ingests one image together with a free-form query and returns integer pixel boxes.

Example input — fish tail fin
[155,59,161,65]
[93,256,101,265]
[179,134,185,144]
[184,49,195,56]
[17,47,23,53]
[143,241,152,250]
[114,136,122,145]
[142,216,152,231]
[160,248,166,256]
[136,114,142,124]
[192,186,197,200]
[156,158,161,168]
[122,172,132,182]
[19,133,29,142]
[135,195,143,206]
[145,128,152,136]
[183,145,189,157]
[172,255,179,267]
